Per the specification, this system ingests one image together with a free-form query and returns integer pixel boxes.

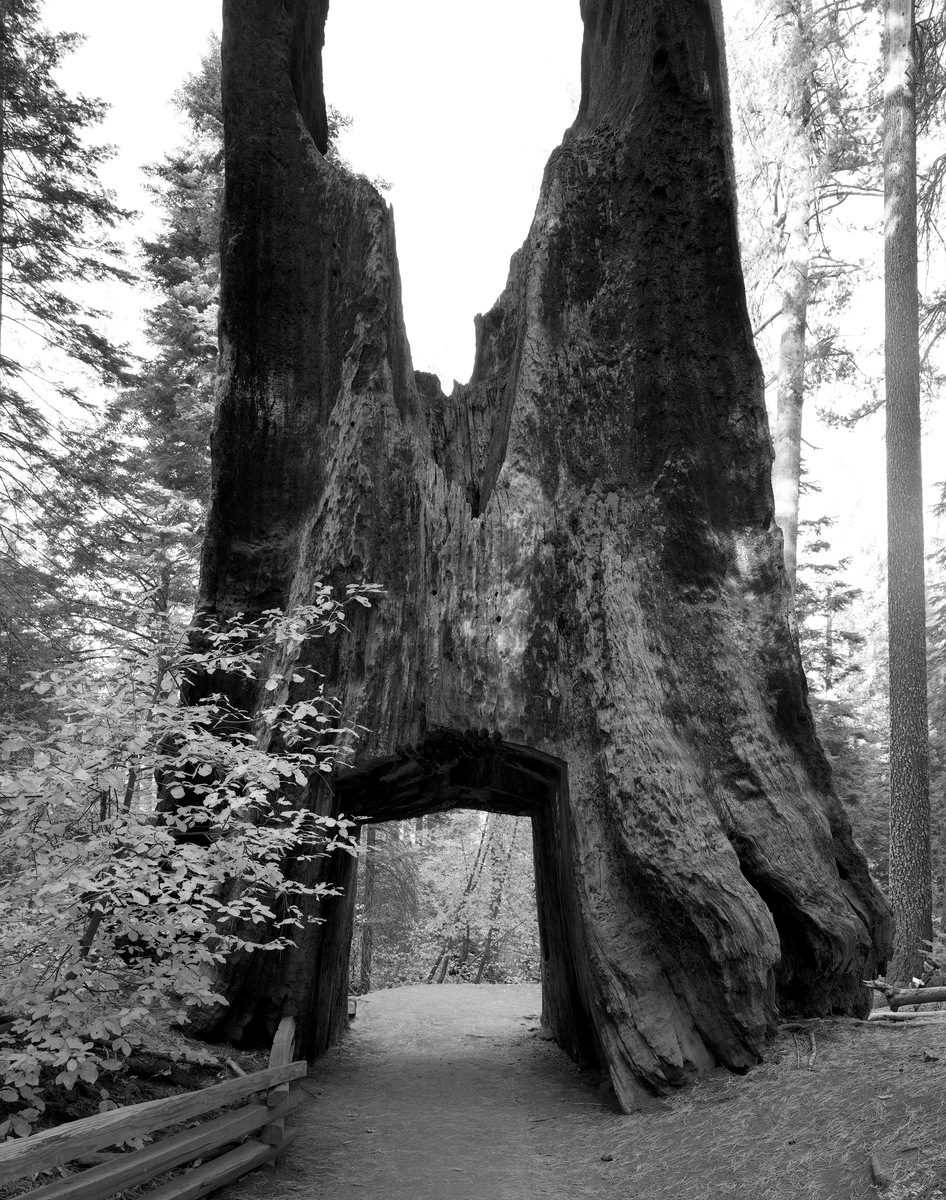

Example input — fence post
[260,1016,297,1158]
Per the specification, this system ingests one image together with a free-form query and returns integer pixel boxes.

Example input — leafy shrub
[0,585,377,1138]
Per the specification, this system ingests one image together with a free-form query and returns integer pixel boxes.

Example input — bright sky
[42,0,581,387]
[38,0,942,573]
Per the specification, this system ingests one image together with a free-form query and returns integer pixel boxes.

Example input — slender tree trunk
[824,609,834,693]
[884,0,931,984]
[357,824,376,994]
[772,183,810,588]
[772,5,814,590]
[425,947,447,985]
[476,820,518,984]
[474,929,492,985]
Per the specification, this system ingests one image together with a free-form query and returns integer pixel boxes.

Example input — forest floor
[220,982,946,1200]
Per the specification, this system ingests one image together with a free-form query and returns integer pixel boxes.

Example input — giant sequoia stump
[189,0,892,1108]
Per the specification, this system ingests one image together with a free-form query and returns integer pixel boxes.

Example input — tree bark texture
[883,0,931,985]
[190,0,892,1108]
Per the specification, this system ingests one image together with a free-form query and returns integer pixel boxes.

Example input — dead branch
[864,979,946,1010]
[867,1011,946,1023]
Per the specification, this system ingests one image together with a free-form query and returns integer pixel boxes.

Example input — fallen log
[865,980,946,1010]
[888,986,946,1011]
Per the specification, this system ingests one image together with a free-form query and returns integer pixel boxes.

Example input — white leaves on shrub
[0,589,370,1140]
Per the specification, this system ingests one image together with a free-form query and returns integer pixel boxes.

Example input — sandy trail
[224,982,946,1200]
[229,982,609,1200]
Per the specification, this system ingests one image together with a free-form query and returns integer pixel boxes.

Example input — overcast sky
[43,0,581,387]
[38,1,942,555]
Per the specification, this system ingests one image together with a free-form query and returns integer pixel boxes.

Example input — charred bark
[190,0,892,1107]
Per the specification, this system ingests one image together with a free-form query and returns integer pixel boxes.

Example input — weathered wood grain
[267,1017,296,1068]
[138,1133,296,1200]
[15,1095,301,1200]
[0,1062,306,1184]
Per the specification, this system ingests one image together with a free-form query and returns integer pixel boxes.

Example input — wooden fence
[0,1016,306,1200]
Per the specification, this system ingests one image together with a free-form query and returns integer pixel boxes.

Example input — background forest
[0,0,945,1139]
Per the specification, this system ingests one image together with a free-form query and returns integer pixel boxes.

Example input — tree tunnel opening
[332,730,600,1069]
[349,810,541,992]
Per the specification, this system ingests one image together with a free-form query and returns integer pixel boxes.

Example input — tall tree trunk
[771,3,814,590]
[187,0,892,1108]
[357,824,376,994]
[474,929,493,985]
[772,183,810,588]
[476,819,518,983]
[883,0,931,985]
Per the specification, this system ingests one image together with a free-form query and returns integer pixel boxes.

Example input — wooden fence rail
[0,1016,305,1200]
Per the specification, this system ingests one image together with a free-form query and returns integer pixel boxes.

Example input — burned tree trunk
[189,0,892,1108]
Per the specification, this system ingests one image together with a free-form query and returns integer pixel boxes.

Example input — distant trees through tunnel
[348,810,540,993]
[337,733,601,1072]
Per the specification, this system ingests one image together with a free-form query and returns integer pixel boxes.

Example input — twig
[226,1058,247,1077]
[130,1047,221,1068]
[868,1011,946,1023]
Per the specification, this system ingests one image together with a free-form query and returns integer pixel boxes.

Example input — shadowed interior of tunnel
[330,730,601,1069]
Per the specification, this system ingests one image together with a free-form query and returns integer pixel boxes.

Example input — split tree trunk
[883,0,931,985]
[187,0,892,1108]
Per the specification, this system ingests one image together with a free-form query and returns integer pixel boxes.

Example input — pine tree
[796,518,866,692]
[883,0,931,984]
[770,0,815,590]
[0,1,135,705]
[727,0,882,580]
[0,0,132,474]
[3,36,382,684]
[795,517,889,881]
[111,39,223,514]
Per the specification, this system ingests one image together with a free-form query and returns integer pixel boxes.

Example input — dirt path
[226,984,946,1200]
[258,984,604,1200]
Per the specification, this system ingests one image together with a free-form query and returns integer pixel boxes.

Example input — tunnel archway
[329,730,600,1070]
[189,0,892,1111]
